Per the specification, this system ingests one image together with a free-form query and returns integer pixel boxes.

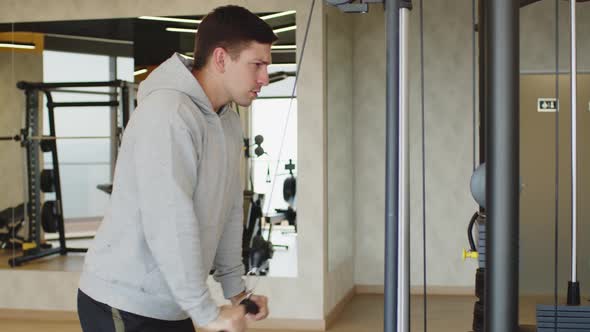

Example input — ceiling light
[133,68,148,76]
[166,27,198,34]
[260,10,296,20]
[269,63,297,67]
[0,42,35,50]
[273,25,296,34]
[139,16,201,24]
[271,45,296,50]
[268,63,297,69]
[167,25,295,35]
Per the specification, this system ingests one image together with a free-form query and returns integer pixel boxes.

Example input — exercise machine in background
[0,203,26,250]
[242,134,297,275]
[0,80,132,266]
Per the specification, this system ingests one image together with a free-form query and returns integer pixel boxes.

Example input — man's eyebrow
[253,59,271,65]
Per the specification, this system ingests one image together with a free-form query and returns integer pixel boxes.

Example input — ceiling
[0,12,297,67]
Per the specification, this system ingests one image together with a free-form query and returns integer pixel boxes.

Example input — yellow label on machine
[462,248,479,261]
[22,242,37,251]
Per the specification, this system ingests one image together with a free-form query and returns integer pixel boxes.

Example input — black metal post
[484,0,519,331]
[27,89,41,248]
[47,101,119,108]
[17,80,123,90]
[9,89,44,267]
[473,3,487,332]
[122,84,130,128]
[44,92,67,254]
[384,0,400,331]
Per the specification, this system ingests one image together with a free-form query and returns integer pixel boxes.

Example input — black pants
[77,289,195,332]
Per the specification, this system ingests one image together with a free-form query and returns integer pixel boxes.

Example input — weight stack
[536,304,590,331]
[472,214,486,332]
[477,215,486,269]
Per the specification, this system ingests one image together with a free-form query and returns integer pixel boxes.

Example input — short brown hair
[193,5,278,70]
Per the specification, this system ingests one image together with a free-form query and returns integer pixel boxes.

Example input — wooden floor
[0,294,546,332]
[0,248,86,271]
[0,225,553,332]
[0,220,96,271]
[0,243,554,332]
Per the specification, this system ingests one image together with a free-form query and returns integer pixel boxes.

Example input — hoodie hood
[136,53,229,116]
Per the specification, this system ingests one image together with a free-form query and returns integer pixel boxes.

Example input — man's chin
[235,99,254,107]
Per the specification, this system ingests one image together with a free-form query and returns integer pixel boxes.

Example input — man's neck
[193,67,228,113]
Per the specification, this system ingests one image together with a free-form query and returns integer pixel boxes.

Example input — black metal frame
[8,80,132,267]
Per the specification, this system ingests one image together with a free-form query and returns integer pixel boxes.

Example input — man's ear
[211,47,227,73]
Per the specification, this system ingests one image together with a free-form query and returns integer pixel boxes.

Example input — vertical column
[484,0,520,331]
[567,0,580,306]
[398,4,411,332]
[384,0,401,331]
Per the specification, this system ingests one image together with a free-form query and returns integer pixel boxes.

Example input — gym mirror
[0,11,298,278]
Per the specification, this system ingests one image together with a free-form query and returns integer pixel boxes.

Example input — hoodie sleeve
[213,112,246,299]
[134,110,219,327]
[213,173,246,299]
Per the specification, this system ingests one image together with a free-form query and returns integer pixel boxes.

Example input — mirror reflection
[0,11,298,279]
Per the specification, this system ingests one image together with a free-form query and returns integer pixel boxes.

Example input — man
[77,5,275,332]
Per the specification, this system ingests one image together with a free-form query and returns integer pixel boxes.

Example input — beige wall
[520,1,590,73]
[352,1,478,289]
[0,0,328,322]
[351,0,590,291]
[325,5,355,314]
[506,0,590,296]
[520,74,590,295]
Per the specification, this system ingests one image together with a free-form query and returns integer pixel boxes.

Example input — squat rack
[4,80,132,266]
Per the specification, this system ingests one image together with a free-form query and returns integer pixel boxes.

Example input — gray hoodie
[79,53,245,327]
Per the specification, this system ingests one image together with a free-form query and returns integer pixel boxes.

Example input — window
[250,98,297,214]
[249,63,297,215]
[42,50,133,220]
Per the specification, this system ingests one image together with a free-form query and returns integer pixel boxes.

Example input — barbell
[0,135,110,142]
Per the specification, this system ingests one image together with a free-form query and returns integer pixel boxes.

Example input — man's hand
[244,294,268,321]
[230,291,249,306]
[201,305,247,332]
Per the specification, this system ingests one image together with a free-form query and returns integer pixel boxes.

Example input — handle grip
[240,298,260,315]
[218,300,260,332]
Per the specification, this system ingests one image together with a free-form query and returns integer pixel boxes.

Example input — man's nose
[258,70,269,86]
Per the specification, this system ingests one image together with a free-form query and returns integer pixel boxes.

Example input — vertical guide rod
[484,0,519,331]
[384,0,401,331]
[570,0,577,284]
[566,0,581,306]
[398,6,411,332]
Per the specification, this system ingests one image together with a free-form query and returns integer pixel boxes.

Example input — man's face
[223,41,271,107]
